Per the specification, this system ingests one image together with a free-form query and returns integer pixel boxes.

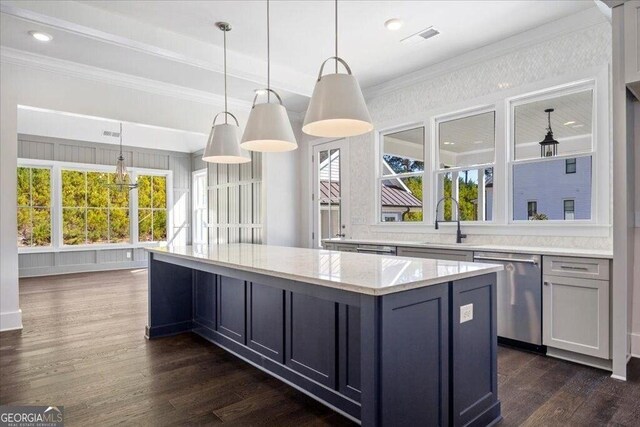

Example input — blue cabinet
[247,282,285,363]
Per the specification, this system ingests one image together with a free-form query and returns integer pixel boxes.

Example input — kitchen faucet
[434,196,467,244]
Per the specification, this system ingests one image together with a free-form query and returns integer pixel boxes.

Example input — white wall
[298,12,613,250]
[0,60,241,331]
[633,99,640,357]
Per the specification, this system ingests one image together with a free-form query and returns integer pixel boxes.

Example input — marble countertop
[147,244,503,296]
[322,238,613,259]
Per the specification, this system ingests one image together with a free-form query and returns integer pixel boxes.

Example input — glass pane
[138,208,153,242]
[514,90,593,161]
[62,170,86,207]
[438,111,495,168]
[32,208,51,246]
[153,209,167,241]
[110,208,130,243]
[137,175,152,208]
[31,168,51,207]
[436,168,494,222]
[513,156,592,220]
[87,208,108,243]
[17,207,32,247]
[17,167,30,207]
[87,172,109,207]
[382,127,425,175]
[109,174,130,208]
[380,176,423,222]
[152,176,167,208]
[318,148,344,242]
[63,208,86,245]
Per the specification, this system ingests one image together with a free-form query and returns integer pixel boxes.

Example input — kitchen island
[145,244,503,426]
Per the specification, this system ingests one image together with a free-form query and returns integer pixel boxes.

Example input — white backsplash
[348,21,612,251]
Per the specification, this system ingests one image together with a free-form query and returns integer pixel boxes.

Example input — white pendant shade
[203,122,251,164]
[303,58,373,138]
[241,101,297,152]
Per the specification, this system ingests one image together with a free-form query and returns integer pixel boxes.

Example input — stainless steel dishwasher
[474,251,544,352]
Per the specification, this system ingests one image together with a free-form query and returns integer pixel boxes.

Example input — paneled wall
[208,151,263,244]
[17,134,191,277]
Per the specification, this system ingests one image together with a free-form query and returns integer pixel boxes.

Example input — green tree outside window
[138,175,167,242]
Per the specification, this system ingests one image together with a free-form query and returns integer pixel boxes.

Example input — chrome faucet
[434,196,467,244]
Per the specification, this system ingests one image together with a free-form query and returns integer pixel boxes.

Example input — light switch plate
[460,304,473,323]
[126,251,132,259]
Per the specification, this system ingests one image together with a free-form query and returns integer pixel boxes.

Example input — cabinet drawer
[543,256,609,280]
[543,275,609,359]
[397,247,473,262]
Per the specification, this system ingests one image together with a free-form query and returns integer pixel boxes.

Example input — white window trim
[368,65,610,238]
[17,158,173,253]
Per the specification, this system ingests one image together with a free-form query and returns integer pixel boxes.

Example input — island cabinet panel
[146,257,193,338]
[216,276,246,344]
[339,304,361,401]
[450,274,500,427]
[246,282,285,363]
[286,293,337,388]
[193,270,216,329]
[379,283,449,427]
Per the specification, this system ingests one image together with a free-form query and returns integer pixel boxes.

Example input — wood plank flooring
[1,269,639,426]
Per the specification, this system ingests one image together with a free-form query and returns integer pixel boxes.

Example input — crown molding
[363,7,609,101]
[0,47,253,111]
[0,2,313,97]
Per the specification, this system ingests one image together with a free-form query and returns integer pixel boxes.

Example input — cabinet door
[397,247,473,261]
[216,276,246,344]
[543,275,609,359]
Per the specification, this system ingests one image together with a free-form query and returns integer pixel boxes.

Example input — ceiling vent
[103,130,121,138]
[401,27,440,45]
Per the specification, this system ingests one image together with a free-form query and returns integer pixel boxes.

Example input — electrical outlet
[126,251,132,259]
[460,304,473,323]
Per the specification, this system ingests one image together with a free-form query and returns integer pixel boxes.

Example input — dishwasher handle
[356,247,395,254]
[474,255,539,266]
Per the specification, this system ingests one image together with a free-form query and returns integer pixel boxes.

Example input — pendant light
[539,108,559,158]
[110,123,137,191]
[240,0,297,152]
[203,22,251,164]
[303,0,372,138]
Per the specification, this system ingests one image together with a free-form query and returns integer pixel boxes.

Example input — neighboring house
[512,156,591,220]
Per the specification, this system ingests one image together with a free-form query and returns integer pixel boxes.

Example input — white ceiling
[1,0,596,116]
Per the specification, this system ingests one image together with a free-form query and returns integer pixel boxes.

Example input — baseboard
[631,332,640,359]
[0,309,23,332]
[19,261,147,278]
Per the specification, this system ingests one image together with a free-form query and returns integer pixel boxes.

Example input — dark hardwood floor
[1,269,639,426]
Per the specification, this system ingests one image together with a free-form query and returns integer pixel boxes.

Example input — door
[312,139,349,248]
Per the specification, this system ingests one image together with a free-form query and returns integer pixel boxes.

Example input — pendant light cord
[335,0,338,73]
[119,123,123,157]
[224,27,228,124]
[267,0,271,102]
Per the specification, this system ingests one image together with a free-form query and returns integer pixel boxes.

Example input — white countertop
[147,244,503,296]
[323,238,613,259]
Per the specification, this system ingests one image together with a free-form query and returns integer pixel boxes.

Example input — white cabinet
[543,257,610,360]
[624,1,640,96]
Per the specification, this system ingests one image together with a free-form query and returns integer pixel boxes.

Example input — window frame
[565,158,577,174]
[376,123,427,224]
[433,105,497,224]
[17,158,173,253]
[17,164,54,248]
[507,79,598,225]
[563,199,576,220]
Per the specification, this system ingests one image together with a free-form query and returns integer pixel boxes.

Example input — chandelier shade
[241,89,297,152]
[203,112,251,163]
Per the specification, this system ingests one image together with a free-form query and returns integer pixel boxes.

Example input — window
[17,167,51,247]
[436,111,495,221]
[379,127,424,222]
[61,170,130,245]
[564,199,575,220]
[192,170,208,245]
[138,175,167,242]
[527,201,538,220]
[511,87,594,221]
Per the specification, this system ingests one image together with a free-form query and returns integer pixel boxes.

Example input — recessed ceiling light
[564,121,576,126]
[29,31,52,42]
[497,82,511,89]
[385,18,403,31]
[443,141,454,145]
